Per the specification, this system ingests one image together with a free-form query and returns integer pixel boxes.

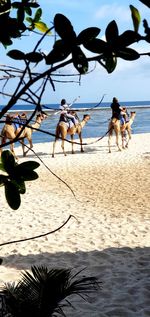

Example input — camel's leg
[52,138,57,158]
[78,132,84,153]
[121,130,127,149]
[115,131,122,152]
[108,130,113,153]
[23,137,33,157]
[61,137,67,156]
[20,139,26,157]
[52,136,67,157]
[52,138,67,157]
[125,129,131,148]
[70,134,75,154]
[9,141,18,159]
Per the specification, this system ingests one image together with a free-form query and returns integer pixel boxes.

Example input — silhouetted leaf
[105,20,119,43]
[130,5,141,32]
[54,13,76,44]
[1,150,16,175]
[34,8,42,22]
[28,3,39,8]
[0,25,12,48]
[25,52,43,63]
[5,181,21,210]
[0,162,5,172]
[26,16,32,23]
[139,0,150,7]
[12,2,22,9]
[12,178,26,194]
[14,164,39,181]
[77,27,101,45]
[1,38,13,48]
[117,47,140,60]
[143,19,150,42]
[105,56,117,73]
[143,19,149,33]
[22,170,39,181]
[24,6,32,16]
[45,41,71,64]
[0,175,8,186]
[118,30,141,47]
[83,38,107,54]
[7,49,25,60]
[72,47,88,74]
[18,181,26,194]
[18,161,40,171]
[7,18,22,38]
[17,7,25,23]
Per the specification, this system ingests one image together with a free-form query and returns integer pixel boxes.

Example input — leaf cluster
[0,150,40,210]
[6,2,149,74]
[7,49,44,63]
[26,7,51,34]
[45,14,101,74]
[44,4,149,73]
[0,0,50,47]
[2,265,99,316]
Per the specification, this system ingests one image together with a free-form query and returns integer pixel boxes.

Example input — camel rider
[110,97,126,128]
[12,112,27,133]
[122,107,130,123]
[59,99,78,128]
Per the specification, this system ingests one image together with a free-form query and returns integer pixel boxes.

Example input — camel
[52,114,90,157]
[108,111,136,153]
[0,113,45,158]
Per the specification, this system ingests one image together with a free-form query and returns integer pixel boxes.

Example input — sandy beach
[0,133,150,316]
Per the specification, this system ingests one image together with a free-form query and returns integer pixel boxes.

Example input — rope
[42,94,106,116]
[82,126,112,146]
[85,94,106,113]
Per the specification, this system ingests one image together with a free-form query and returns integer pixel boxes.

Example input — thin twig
[0,215,78,247]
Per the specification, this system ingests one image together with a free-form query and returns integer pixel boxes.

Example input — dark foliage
[0,150,40,209]
[2,266,99,317]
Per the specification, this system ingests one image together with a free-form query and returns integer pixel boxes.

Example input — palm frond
[2,265,99,317]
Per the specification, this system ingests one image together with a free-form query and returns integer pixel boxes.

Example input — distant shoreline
[3,104,150,113]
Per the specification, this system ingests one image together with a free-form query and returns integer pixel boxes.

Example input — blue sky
[0,0,150,105]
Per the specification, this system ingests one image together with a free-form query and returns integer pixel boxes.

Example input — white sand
[0,133,150,316]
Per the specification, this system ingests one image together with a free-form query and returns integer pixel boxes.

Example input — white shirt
[60,103,70,111]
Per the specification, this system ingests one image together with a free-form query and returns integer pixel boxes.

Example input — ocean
[0,100,150,145]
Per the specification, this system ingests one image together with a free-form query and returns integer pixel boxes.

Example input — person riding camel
[122,107,130,123]
[110,97,127,128]
[11,112,27,134]
[59,99,79,128]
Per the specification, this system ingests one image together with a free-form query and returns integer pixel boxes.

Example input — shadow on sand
[1,247,150,316]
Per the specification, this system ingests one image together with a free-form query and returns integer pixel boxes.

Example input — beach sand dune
[0,133,150,316]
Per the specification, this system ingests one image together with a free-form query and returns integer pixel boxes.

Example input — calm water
[0,101,150,144]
